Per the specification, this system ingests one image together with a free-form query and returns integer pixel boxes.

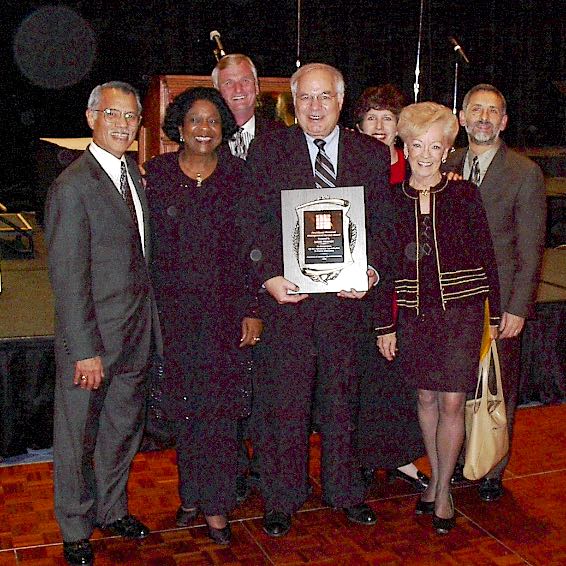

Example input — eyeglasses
[92,108,141,125]
[296,93,338,106]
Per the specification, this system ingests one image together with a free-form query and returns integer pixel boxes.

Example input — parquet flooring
[1,403,565,565]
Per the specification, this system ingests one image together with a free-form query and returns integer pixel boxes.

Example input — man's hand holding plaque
[337,267,378,300]
[264,276,309,304]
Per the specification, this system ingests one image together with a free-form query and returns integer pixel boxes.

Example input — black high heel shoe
[432,494,456,534]
[175,506,199,527]
[205,516,232,545]
[415,498,435,515]
[387,468,430,492]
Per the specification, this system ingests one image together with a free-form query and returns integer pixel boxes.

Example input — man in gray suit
[45,81,161,565]
[446,83,546,502]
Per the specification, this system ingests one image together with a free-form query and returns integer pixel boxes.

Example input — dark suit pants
[254,299,367,515]
[53,366,148,542]
[486,335,521,479]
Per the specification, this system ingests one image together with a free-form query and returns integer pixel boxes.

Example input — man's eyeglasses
[297,93,338,106]
[92,108,141,125]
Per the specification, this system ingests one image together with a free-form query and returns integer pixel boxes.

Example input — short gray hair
[290,63,345,101]
[462,83,507,115]
[211,54,258,89]
[87,81,142,114]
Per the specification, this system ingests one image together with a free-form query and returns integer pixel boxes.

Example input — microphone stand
[413,0,425,103]
[452,59,459,114]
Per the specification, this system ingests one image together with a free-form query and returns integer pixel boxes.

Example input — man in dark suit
[246,63,396,536]
[212,53,284,160]
[45,81,162,565]
[445,83,546,502]
[212,53,284,502]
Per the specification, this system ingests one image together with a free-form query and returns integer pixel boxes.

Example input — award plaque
[281,186,368,293]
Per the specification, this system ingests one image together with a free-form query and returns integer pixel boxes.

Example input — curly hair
[353,84,406,127]
[162,87,238,144]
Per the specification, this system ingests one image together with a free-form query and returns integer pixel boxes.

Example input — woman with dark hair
[354,84,407,183]
[145,87,262,545]
[376,102,500,534]
[354,84,430,493]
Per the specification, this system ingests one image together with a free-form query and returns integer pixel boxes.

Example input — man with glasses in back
[45,81,162,565]
[246,63,396,537]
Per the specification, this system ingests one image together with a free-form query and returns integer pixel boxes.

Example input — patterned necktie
[120,161,139,229]
[314,139,336,188]
[469,155,481,186]
[233,127,249,160]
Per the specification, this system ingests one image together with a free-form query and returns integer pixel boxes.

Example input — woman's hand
[489,324,499,340]
[377,332,397,361]
[240,317,264,347]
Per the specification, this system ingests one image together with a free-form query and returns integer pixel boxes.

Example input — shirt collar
[240,115,256,136]
[88,142,126,188]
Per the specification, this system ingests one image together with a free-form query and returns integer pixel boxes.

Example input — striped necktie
[120,161,139,229]
[314,138,336,188]
[233,127,249,160]
[469,155,481,186]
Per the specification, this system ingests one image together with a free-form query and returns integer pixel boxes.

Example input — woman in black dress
[376,102,500,534]
[145,87,262,545]
[354,85,429,492]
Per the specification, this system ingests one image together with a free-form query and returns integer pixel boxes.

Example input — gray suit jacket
[45,149,162,376]
[445,142,546,318]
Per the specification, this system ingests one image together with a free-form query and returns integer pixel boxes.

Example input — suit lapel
[288,126,316,187]
[84,151,133,224]
[478,143,506,196]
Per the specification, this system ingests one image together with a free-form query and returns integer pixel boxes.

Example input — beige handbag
[464,339,509,481]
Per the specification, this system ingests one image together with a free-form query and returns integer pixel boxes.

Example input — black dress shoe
[63,539,93,565]
[236,475,250,504]
[205,517,232,545]
[263,510,292,537]
[362,467,375,486]
[387,468,430,492]
[450,463,466,485]
[433,494,455,534]
[343,503,377,526]
[415,498,435,515]
[175,506,199,527]
[478,478,504,502]
[102,514,150,539]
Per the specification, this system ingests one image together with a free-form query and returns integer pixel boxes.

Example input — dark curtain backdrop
[2,0,565,202]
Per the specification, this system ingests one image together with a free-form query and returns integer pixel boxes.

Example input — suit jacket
[445,142,546,318]
[45,149,162,376]
[254,115,285,137]
[246,125,396,305]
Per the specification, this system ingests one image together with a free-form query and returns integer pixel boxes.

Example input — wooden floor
[1,403,565,565]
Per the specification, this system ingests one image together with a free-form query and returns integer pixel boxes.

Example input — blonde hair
[397,102,459,146]
[211,54,258,89]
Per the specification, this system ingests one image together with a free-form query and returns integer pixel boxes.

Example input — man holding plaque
[246,63,396,537]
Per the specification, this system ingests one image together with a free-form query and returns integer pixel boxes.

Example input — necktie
[469,155,481,186]
[314,139,336,188]
[233,128,249,160]
[120,161,139,229]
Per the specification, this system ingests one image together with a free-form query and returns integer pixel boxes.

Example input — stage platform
[1,214,565,459]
